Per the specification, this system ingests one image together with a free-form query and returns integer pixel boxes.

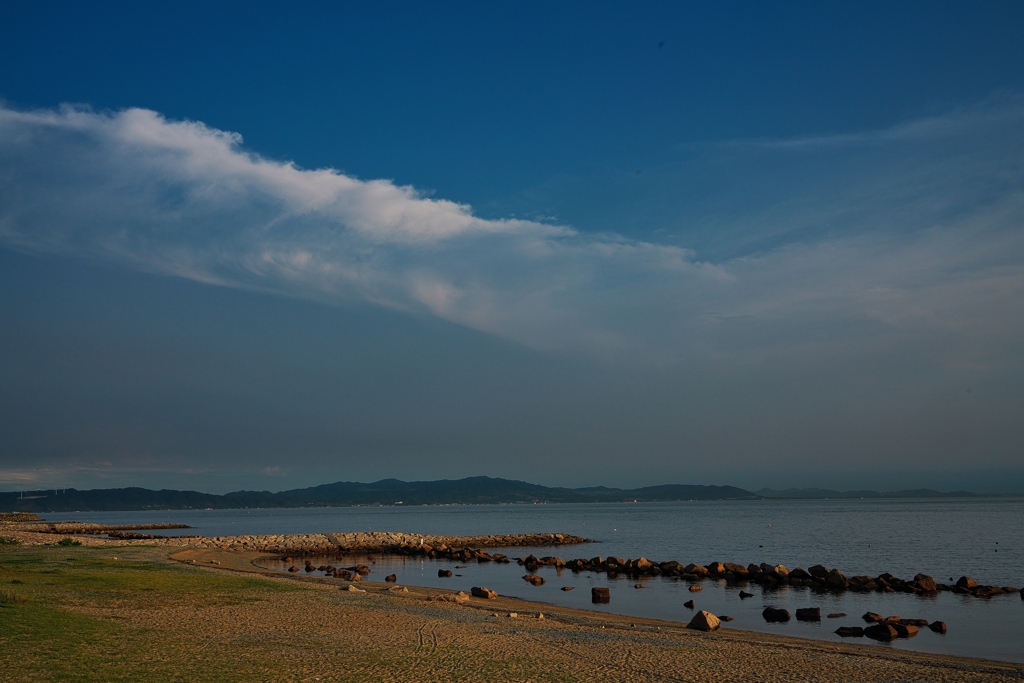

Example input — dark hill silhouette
[0,477,756,512]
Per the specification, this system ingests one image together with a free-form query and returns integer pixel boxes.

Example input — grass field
[0,545,313,682]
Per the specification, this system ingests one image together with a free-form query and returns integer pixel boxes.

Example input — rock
[956,576,978,589]
[862,611,884,623]
[592,587,610,603]
[772,564,790,580]
[893,623,919,638]
[688,584,702,592]
[913,574,937,592]
[808,564,829,578]
[507,612,518,618]
[864,623,898,641]
[389,586,409,593]
[835,626,864,637]
[795,607,821,622]
[928,620,947,633]
[634,583,643,589]
[827,613,846,618]
[762,607,791,623]
[537,613,544,619]
[431,591,469,604]
[288,566,299,572]
[706,562,726,574]
[471,586,497,599]
[561,586,574,591]
[720,615,734,622]
[438,569,453,577]
[683,599,695,609]
[738,590,754,599]
[344,585,366,593]
[684,563,709,577]
[686,610,721,631]
[385,574,397,582]
[635,557,654,571]
[522,574,545,586]
[825,569,848,591]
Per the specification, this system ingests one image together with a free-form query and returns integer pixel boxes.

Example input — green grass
[0,546,302,681]
[57,537,83,546]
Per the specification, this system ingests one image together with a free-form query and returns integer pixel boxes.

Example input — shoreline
[176,546,1024,673]
[2,541,1023,679]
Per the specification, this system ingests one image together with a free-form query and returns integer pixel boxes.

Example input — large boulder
[684,563,709,577]
[929,621,947,634]
[686,610,721,632]
[825,569,849,591]
[913,574,937,592]
[956,576,978,589]
[808,564,830,578]
[471,586,497,599]
[893,623,919,638]
[795,607,821,622]
[591,587,610,603]
[762,607,791,623]
[864,623,898,641]
[438,569,453,577]
[522,574,545,586]
[723,562,749,577]
[862,611,884,623]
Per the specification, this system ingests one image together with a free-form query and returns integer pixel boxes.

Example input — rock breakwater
[514,555,1019,600]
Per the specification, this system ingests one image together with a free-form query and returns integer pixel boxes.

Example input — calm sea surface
[46,498,1024,663]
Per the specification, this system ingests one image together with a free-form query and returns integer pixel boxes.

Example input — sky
[1,1,1023,494]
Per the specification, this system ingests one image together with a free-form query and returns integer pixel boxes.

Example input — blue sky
[2,1,1023,493]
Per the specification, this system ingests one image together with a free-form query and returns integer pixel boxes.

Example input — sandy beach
[2,522,1022,683]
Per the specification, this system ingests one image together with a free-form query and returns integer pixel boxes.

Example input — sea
[43,497,1024,663]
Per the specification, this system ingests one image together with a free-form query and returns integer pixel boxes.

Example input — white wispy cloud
[1,100,1022,370]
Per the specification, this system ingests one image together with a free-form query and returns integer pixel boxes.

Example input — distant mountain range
[0,477,985,513]
[1,477,754,512]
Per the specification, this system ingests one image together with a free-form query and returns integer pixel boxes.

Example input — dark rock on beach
[686,610,721,632]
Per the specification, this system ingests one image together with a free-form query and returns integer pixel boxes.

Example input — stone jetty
[513,555,1019,600]
[0,518,591,556]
